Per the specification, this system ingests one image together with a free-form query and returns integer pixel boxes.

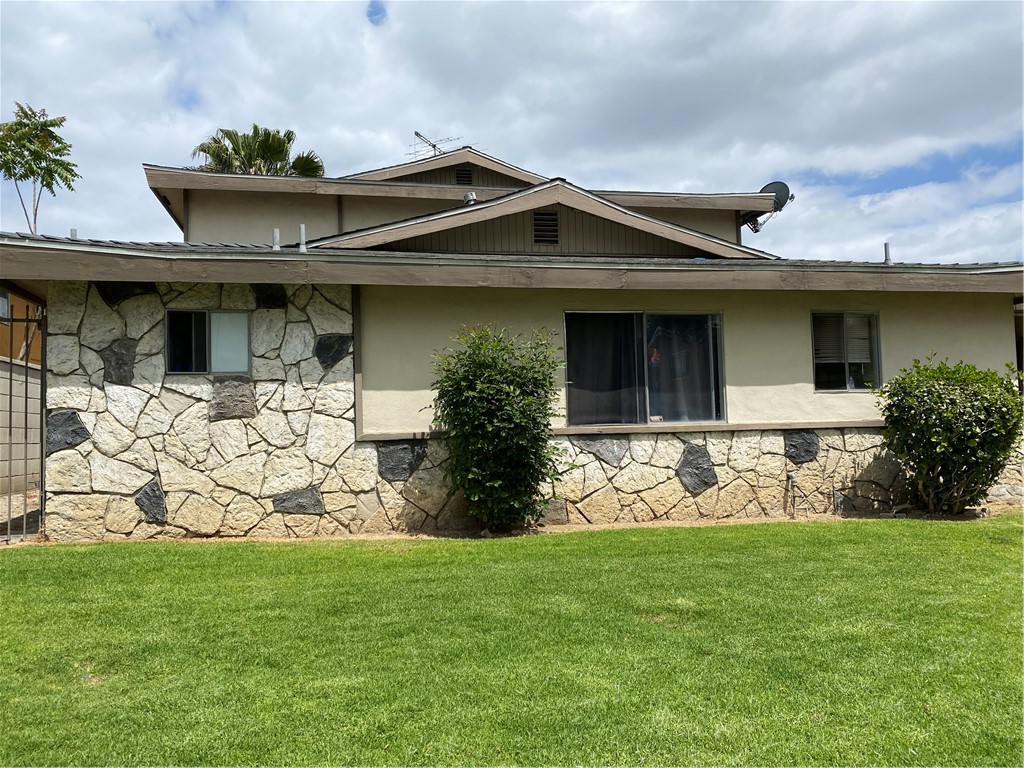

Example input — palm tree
[190,124,324,177]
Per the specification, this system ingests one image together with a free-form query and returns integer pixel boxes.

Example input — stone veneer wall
[43,281,1023,542]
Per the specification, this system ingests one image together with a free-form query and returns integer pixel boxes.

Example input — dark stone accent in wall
[377,440,428,482]
[677,444,718,495]
[251,284,288,309]
[571,437,629,467]
[135,479,167,524]
[209,376,257,421]
[273,487,326,515]
[93,281,157,308]
[784,429,820,465]
[315,334,353,370]
[100,337,139,386]
[45,410,90,456]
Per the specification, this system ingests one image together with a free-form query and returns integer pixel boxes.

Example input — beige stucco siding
[359,286,1016,436]
[628,207,739,242]
[186,190,339,244]
[341,196,457,233]
[387,204,700,256]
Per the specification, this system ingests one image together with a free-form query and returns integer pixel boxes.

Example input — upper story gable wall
[628,207,740,244]
[186,190,339,244]
[396,163,532,188]
[383,203,702,257]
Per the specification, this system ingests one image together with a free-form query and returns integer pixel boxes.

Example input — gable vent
[455,168,473,185]
[533,209,559,245]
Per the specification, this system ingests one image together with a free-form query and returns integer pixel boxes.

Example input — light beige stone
[160,388,197,417]
[80,346,104,376]
[639,479,686,516]
[715,479,759,518]
[610,462,672,494]
[754,453,787,486]
[352,490,381,526]
[577,483,622,524]
[667,495,701,521]
[306,412,354,466]
[728,431,762,472]
[315,284,352,313]
[305,292,352,336]
[121,294,165,339]
[252,356,286,381]
[211,452,267,497]
[299,357,325,389]
[105,384,150,429]
[286,409,311,437]
[280,322,314,364]
[323,491,358,515]
[312,358,354,416]
[220,284,257,311]
[249,512,289,539]
[79,286,125,350]
[318,515,349,537]
[48,335,81,375]
[91,412,135,457]
[45,493,108,542]
[46,373,92,411]
[162,432,190,465]
[252,409,295,449]
[251,310,286,356]
[402,466,449,516]
[650,433,684,468]
[166,283,221,309]
[221,495,265,536]
[286,303,307,322]
[255,381,283,410]
[282,368,313,411]
[132,354,164,396]
[210,420,249,462]
[845,429,884,452]
[158,454,215,495]
[629,434,657,464]
[820,429,846,452]
[171,494,224,535]
[136,323,165,356]
[261,447,312,497]
[582,460,607,498]
[360,509,395,535]
[162,376,213,402]
[46,450,91,492]
[554,465,586,503]
[172,402,212,459]
[90,453,151,493]
[287,284,313,309]
[119,439,158,472]
[283,514,319,538]
[46,281,87,334]
[706,433,731,465]
[105,495,141,534]
[211,485,235,506]
[759,430,785,455]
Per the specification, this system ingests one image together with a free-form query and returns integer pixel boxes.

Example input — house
[1,147,1021,542]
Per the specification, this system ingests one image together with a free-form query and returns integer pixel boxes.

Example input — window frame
[810,311,881,392]
[0,289,9,324]
[164,309,251,376]
[563,310,726,427]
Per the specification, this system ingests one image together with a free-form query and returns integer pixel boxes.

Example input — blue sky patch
[366,0,387,26]
[173,86,202,111]
[790,137,1023,198]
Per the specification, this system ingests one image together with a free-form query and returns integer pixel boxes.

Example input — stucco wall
[341,197,456,233]
[359,286,1017,435]
[186,190,339,244]
[628,207,738,242]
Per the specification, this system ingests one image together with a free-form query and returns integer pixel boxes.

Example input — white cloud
[1,0,1020,263]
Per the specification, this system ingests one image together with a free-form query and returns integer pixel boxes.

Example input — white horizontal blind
[845,314,874,363]
[813,314,845,363]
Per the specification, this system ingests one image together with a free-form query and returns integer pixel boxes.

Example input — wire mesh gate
[2,306,44,543]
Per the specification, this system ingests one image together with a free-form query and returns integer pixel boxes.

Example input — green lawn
[1,514,1021,766]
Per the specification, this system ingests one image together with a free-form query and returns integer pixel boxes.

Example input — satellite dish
[760,181,794,212]
[742,181,796,233]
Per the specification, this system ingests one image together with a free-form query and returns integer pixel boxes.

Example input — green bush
[879,358,1023,514]
[431,325,562,531]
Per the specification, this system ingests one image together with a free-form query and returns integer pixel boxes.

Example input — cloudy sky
[1,0,1021,263]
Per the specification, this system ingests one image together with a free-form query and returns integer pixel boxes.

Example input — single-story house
[1,147,1021,542]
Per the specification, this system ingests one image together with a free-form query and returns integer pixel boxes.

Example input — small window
[565,312,723,425]
[166,310,249,374]
[533,210,559,245]
[812,312,879,390]
[455,168,473,185]
[0,289,8,323]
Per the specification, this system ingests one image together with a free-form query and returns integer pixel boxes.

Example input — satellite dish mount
[741,181,795,233]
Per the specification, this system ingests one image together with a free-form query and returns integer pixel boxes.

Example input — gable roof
[311,179,778,260]
[344,146,547,185]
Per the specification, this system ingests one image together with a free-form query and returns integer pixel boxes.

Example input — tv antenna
[408,131,463,158]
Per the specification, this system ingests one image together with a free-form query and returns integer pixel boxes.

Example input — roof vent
[533,210,559,245]
[463,192,477,205]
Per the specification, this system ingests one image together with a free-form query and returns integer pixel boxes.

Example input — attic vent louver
[455,168,473,185]
[533,210,559,245]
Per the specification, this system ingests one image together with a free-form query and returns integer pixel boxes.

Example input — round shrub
[431,325,561,530]
[879,358,1023,514]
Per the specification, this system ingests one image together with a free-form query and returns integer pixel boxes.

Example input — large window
[812,312,879,390]
[565,312,723,426]
[166,310,249,374]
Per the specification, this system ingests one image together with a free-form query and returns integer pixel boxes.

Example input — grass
[1,513,1021,766]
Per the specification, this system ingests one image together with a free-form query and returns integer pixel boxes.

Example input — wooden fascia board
[2,242,1020,293]
[317,183,770,259]
[601,192,776,212]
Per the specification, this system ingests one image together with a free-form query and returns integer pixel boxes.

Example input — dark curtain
[565,313,643,425]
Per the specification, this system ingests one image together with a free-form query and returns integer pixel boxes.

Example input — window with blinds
[812,312,879,390]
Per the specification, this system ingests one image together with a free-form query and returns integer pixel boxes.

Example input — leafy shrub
[879,358,1023,514]
[432,325,561,530]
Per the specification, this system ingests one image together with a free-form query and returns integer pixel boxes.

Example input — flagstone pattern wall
[42,281,1022,542]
